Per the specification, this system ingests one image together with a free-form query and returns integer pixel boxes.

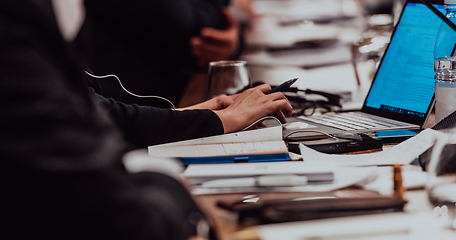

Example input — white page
[148,140,287,158]
[190,166,377,195]
[184,161,335,178]
[241,212,455,240]
[298,128,446,167]
[148,126,282,150]
[184,161,336,185]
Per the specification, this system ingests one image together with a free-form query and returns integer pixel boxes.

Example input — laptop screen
[363,1,444,124]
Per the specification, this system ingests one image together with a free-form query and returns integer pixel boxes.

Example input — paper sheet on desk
[299,128,446,166]
[237,212,456,240]
[148,126,286,158]
[150,126,282,147]
[190,166,377,195]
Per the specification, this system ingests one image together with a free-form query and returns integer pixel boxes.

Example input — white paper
[190,166,377,195]
[149,126,282,148]
[360,166,428,196]
[148,140,287,158]
[298,128,446,167]
[148,126,285,158]
[185,161,335,183]
[243,212,455,240]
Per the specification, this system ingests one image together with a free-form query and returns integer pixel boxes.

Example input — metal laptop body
[285,0,442,140]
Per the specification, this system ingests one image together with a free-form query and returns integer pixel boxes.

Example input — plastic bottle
[434,0,456,123]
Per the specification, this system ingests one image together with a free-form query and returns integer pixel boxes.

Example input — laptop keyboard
[298,112,411,131]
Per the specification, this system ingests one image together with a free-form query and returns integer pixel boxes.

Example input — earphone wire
[242,117,341,141]
[242,116,282,131]
[284,129,340,140]
[85,71,176,110]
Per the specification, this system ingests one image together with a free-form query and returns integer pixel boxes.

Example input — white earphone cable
[85,71,176,110]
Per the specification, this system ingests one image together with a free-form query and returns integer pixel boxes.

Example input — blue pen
[266,78,298,94]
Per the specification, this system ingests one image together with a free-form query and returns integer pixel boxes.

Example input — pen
[266,78,298,94]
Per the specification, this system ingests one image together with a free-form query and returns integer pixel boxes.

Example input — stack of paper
[148,126,291,165]
[184,161,335,186]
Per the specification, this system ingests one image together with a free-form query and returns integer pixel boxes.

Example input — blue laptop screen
[365,3,444,117]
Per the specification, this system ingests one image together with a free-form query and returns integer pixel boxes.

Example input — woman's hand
[177,94,236,111]
[213,84,292,133]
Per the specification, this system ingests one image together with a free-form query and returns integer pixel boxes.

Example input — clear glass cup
[425,132,456,229]
[205,60,250,100]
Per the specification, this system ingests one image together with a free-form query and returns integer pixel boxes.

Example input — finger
[190,37,202,56]
[217,94,235,109]
[273,110,287,124]
[188,237,208,240]
[252,84,272,93]
[223,7,236,29]
[273,98,293,118]
[193,33,235,63]
[196,39,231,56]
[267,91,286,99]
[200,8,237,39]
[200,28,237,46]
[267,92,292,117]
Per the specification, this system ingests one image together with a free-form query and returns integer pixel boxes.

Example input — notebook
[285,0,443,140]
[148,126,291,165]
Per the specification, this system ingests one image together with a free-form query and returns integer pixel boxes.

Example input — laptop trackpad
[283,117,345,140]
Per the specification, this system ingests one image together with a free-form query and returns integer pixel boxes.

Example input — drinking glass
[425,132,456,229]
[205,60,250,100]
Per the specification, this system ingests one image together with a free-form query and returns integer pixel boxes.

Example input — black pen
[266,78,298,94]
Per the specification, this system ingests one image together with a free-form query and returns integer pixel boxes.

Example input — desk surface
[194,188,451,240]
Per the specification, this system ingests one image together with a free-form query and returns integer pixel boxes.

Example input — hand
[232,0,257,20]
[178,94,236,111]
[190,8,240,67]
[213,84,293,133]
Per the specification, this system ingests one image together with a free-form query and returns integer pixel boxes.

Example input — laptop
[284,0,444,140]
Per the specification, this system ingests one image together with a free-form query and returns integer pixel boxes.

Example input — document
[184,161,335,185]
[186,163,378,196]
[236,212,455,240]
[148,140,287,158]
[150,125,282,148]
[148,126,290,164]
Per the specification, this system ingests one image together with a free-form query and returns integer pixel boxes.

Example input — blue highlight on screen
[365,3,444,115]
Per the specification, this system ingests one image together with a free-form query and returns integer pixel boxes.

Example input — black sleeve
[90,87,224,147]
[0,1,211,239]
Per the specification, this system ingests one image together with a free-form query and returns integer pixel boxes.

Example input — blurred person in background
[0,0,291,239]
[84,0,244,107]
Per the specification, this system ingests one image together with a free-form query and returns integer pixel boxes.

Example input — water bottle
[434,0,456,123]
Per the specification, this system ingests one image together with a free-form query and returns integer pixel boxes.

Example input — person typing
[0,1,291,240]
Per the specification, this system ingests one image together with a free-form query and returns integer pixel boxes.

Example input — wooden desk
[194,189,438,240]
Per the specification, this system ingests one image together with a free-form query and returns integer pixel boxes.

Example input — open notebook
[148,126,291,165]
[286,0,442,140]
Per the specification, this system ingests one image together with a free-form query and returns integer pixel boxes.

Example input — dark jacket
[0,0,218,239]
[88,81,224,147]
